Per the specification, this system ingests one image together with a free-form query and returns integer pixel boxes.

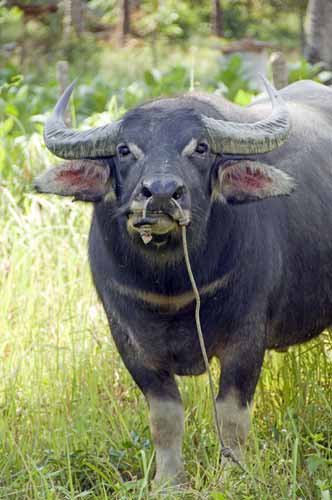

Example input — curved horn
[44,81,122,159]
[202,76,291,155]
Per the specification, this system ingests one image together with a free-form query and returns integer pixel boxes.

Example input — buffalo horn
[202,76,290,155]
[44,81,122,159]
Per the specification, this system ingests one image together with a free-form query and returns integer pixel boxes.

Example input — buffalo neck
[89,201,262,298]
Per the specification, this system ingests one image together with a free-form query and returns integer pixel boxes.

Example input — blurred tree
[137,0,198,42]
[5,1,58,16]
[267,0,308,52]
[63,0,85,40]
[211,0,223,37]
[306,0,332,69]
[0,0,313,59]
[120,0,131,45]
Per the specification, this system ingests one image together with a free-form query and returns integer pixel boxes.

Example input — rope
[180,224,244,468]
[138,197,267,485]
[169,198,237,461]
[180,222,269,487]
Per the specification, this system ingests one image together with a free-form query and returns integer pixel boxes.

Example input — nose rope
[177,213,241,468]
[170,197,191,226]
[138,197,153,244]
[138,196,190,245]
[142,196,151,219]
[176,204,267,486]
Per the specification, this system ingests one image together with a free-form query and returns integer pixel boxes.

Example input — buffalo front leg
[148,393,185,483]
[130,369,184,483]
[105,317,185,484]
[217,331,265,460]
[111,340,185,483]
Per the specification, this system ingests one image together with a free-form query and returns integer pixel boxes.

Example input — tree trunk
[299,8,305,55]
[120,0,131,45]
[71,0,84,35]
[305,0,332,68]
[56,60,71,126]
[63,0,84,41]
[270,52,288,90]
[211,0,223,38]
[322,2,332,69]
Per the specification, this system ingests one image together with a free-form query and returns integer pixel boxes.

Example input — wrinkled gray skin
[35,80,332,485]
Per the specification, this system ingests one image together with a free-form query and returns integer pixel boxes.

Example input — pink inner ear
[56,168,96,190]
[224,165,272,191]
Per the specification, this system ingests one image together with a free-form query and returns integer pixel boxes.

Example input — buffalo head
[35,78,295,255]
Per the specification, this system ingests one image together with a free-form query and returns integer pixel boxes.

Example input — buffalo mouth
[127,211,179,242]
[126,194,191,246]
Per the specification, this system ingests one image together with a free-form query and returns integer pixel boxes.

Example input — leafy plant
[288,59,325,83]
[213,54,251,100]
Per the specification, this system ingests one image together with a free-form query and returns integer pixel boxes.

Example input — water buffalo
[34,78,332,484]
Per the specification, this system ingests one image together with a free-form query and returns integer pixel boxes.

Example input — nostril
[141,186,152,198]
[172,186,185,200]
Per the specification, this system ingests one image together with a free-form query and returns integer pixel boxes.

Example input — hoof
[219,445,245,479]
[151,471,188,493]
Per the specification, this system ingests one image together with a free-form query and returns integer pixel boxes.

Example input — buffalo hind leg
[217,335,265,460]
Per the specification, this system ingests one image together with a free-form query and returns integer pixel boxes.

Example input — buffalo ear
[214,160,295,204]
[34,159,114,202]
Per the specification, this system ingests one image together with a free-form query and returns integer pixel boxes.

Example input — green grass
[0,45,331,499]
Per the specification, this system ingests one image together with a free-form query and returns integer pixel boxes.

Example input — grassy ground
[0,45,331,499]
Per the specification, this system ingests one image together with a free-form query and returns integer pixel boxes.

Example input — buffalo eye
[195,142,209,154]
[117,144,131,158]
